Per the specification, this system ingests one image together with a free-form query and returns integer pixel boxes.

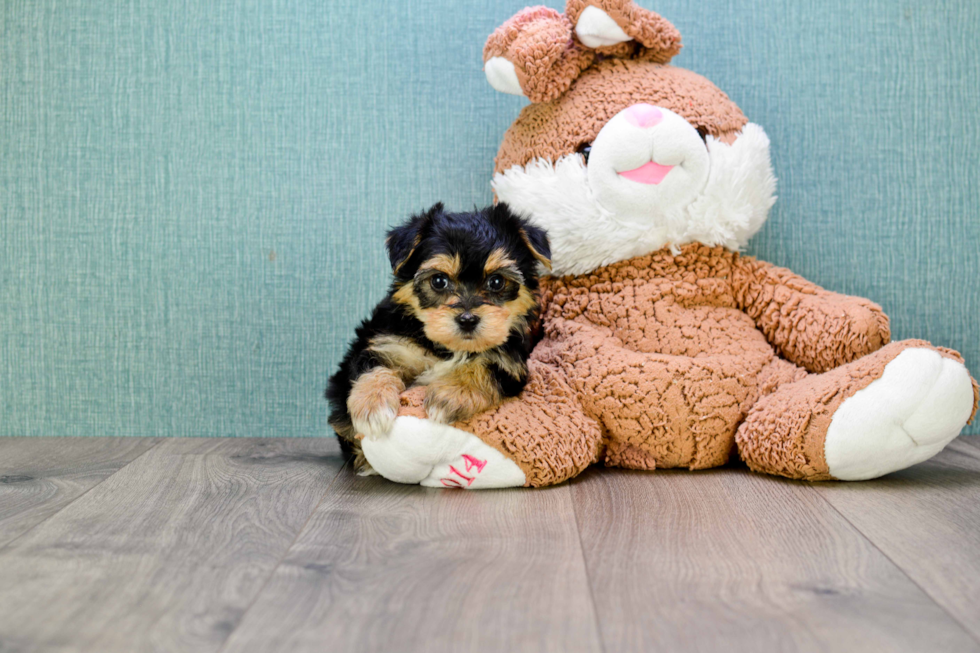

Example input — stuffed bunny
[359,0,978,488]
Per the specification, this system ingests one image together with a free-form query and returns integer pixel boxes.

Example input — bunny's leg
[361,357,603,489]
[736,340,977,480]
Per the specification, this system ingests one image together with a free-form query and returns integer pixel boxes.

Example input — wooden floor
[1,438,979,652]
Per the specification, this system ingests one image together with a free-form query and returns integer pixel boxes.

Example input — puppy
[326,202,551,474]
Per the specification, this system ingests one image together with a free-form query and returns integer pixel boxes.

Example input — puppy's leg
[352,446,379,476]
[348,366,405,439]
[422,359,500,425]
[331,422,380,476]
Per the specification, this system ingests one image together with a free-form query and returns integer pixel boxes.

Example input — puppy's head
[387,202,550,353]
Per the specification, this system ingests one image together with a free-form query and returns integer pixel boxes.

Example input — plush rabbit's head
[484,1,777,276]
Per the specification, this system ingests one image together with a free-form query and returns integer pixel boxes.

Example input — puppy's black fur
[326,202,550,471]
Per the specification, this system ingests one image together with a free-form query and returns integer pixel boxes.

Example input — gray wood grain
[0,437,160,547]
[813,437,980,642]
[0,437,345,653]
[1,436,977,653]
[570,465,980,653]
[220,474,603,653]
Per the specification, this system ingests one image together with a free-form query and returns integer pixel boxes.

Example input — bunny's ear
[565,0,681,63]
[483,6,594,104]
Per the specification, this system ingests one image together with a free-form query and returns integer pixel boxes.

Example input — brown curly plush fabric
[565,0,682,62]
[483,6,594,104]
[401,244,974,487]
[494,59,748,172]
[736,341,978,480]
[484,0,745,171]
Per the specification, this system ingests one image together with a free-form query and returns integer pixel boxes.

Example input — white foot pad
[360,416,527,489]
[825,348,975,480]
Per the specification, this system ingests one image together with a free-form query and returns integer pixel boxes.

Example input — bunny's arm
[732,257,890,373]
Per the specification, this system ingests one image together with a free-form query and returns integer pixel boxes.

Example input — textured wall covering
[1,0,977,437]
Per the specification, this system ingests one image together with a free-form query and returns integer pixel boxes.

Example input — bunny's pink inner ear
[565,0,682,63]
[484,6,594,104]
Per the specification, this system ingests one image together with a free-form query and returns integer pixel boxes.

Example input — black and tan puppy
[326,202,551,473]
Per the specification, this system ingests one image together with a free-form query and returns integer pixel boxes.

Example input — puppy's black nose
[455,312,480,333]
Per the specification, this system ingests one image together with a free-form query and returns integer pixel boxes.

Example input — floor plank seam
[568,480,610,653]
[0,437,165,553]
[213,452,353,653]
[806,484,980,649]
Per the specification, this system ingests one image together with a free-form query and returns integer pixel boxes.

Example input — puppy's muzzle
[455,312,480,334]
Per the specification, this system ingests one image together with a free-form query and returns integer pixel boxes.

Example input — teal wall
[2,0,978,436]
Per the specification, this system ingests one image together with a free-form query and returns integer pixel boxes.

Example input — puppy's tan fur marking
[392,282,422,312]
[485,248,517,274]
[469,305,518,351]
[419,253,461,276]
[330,420,356,442]
[509,286,539,322]
[482,286,538,345]
[420,306,465,349]
[486,347,529,381]
[367,335,440,382]
[421,355,502,424]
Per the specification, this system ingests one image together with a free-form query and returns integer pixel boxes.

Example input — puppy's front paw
[351,406,397,439]
[423,387,467,425]
[348,368,404,438]
[424,381,496,425]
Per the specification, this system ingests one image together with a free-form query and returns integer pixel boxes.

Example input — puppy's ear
[386,203,442,276]
[493,203,552,271]
[519,222,552,271]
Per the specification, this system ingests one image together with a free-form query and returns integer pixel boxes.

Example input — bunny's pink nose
[624,104,664,128]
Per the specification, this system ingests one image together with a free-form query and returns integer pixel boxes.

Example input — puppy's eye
[430,274,450,291]
[576,143,592,164]
[485,274,505,292]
